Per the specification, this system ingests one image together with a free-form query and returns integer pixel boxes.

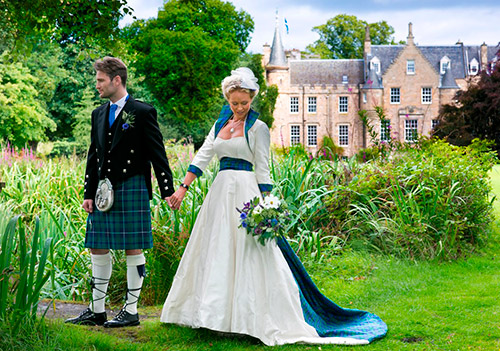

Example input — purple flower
[242,222,247,228]
[122,123,130,130]
[240,212,247,220]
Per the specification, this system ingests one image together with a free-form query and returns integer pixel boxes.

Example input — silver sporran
[95,178,114,212]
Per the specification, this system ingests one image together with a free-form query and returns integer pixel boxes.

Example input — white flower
[263,194,280,209]
[254,205,263,214]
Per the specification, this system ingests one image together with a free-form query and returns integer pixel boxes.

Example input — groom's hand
[83,199,94,213]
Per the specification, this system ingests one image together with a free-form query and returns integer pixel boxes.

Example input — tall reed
[0,216,53,334]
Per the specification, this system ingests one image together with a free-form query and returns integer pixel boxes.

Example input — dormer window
[440,56,451,74]
[469,58,479,75]
[342,75,348,84]
[370,57,381,74]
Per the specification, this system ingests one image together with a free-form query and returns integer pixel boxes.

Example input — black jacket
[83,96,174,200]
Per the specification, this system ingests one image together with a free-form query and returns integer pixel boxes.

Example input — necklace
[229,118,244,133]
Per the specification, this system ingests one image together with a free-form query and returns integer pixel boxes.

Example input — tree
[0,58,56,147]
[433,52,500,151]
[306,14,397,59]
[0,0,132,51]
[127,0,254,145]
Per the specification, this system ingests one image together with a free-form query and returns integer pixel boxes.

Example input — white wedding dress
[161,129,386,345]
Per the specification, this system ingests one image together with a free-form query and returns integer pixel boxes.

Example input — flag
[284,18,289,34]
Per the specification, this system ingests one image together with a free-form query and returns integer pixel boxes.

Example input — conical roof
[267,13,287,68]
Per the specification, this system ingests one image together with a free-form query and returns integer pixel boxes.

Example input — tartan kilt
[85,174,153,250]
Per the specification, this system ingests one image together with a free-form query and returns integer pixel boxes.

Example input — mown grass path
[29,166,500,350]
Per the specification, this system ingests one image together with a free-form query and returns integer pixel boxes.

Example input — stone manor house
[262,22,499,157]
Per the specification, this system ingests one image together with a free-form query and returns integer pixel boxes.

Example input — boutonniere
[122,110,136,131]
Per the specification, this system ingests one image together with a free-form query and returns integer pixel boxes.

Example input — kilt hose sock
[125,253,146,314]
[89,252,112,313]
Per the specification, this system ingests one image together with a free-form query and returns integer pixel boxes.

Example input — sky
[121,0,500,53]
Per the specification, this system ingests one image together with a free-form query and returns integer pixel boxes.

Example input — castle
[263,22,498,157]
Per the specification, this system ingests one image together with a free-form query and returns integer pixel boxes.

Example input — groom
[66,56,174,327]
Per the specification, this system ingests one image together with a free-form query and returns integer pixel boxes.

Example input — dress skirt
[161,169,387,346]
[85,174,153,250]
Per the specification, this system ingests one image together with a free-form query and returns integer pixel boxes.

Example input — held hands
[166,188,187,210]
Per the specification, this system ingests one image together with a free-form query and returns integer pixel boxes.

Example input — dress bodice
[213,136,253,164]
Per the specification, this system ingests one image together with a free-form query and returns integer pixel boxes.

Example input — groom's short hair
[94,56,127,87]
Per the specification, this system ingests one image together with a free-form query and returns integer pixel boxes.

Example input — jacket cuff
[188,164,203,177]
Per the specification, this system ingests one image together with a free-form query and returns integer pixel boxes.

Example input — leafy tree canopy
[128,0,254,145]
[306,14,398,59]
[0,0,132,52]
[0,57,56,147]
[433,52,500,152]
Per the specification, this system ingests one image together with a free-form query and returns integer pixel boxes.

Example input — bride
[161,67,387,346]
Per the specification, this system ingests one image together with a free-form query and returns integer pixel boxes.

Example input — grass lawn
[6,167,500,351]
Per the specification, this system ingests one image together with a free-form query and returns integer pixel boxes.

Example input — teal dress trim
[187,164,203,177]
[214,105,259,150]
[258,184,273,193]
[277,236,388,342]
[219,157,253,171]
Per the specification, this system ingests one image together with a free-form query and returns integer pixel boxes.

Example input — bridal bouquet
[237,194,289,246]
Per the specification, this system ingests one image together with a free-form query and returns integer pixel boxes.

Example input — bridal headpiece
[222,67,259,100]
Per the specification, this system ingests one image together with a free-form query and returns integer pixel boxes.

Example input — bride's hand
[166,188,187,210]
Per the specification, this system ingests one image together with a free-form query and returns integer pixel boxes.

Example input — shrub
[327,138,497,260]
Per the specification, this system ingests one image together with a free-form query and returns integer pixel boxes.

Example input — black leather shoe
[103,308,140,328]
[65,308,107,326]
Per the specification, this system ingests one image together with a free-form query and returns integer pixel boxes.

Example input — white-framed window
[371,57,381,74]
[307,125,317,146]
[290,97,299,113]
[431,119,439,129]
[440,56,451,74]
[342,75,348,84]
[339,125,349,146]
[469,58,479,75]
[339,96,348,113]
[407,60,415,75]
[421,87,432,104]
[307,97,317,113]
[290,125,301,145]
[405,119,418,142]
[380,119,391,142]
[390,88,400,104]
